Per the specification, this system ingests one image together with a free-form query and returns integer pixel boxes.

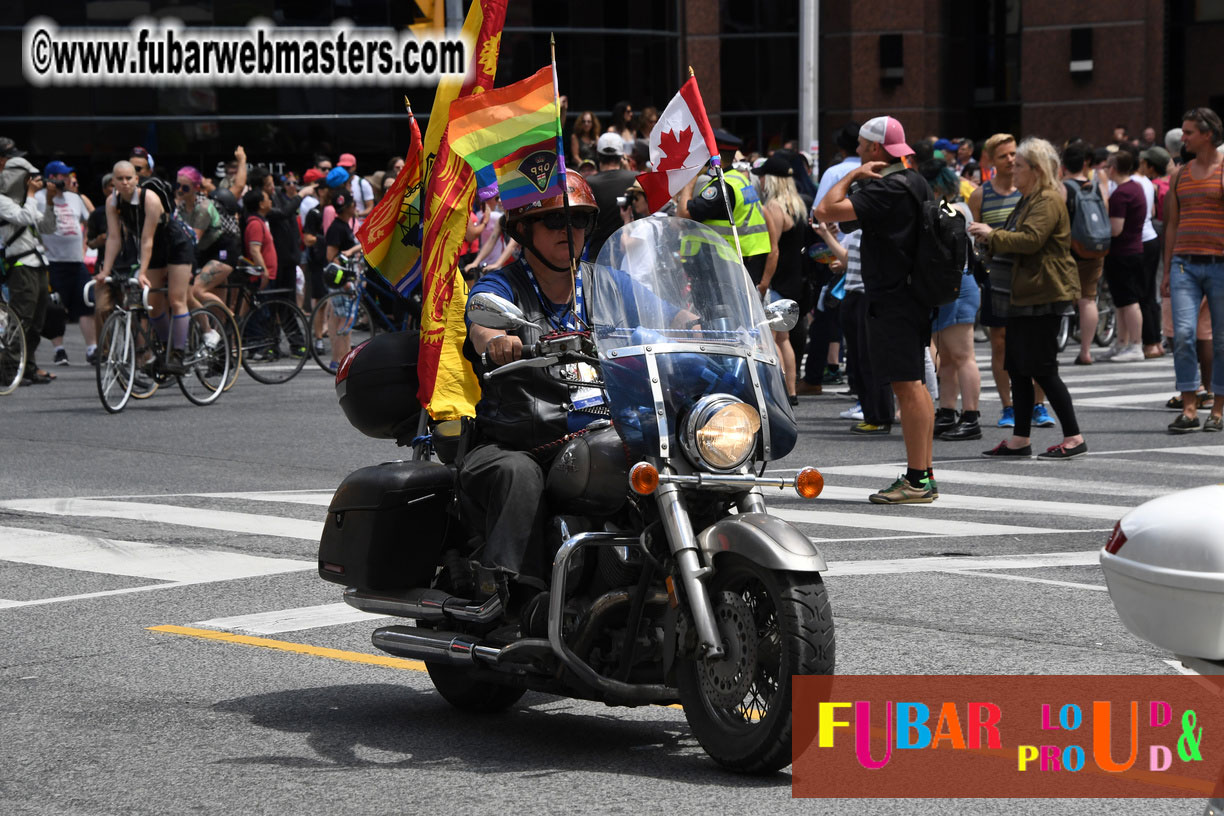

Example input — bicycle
[211,260,309,385]
[89,276,231,413]
[0,299,27,395]
[1056,278,1117,352]
[308,255,419,373]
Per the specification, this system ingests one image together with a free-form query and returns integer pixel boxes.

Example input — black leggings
[1012,373,1079,437]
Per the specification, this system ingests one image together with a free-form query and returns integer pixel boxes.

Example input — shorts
[978,274,1007,327]
[327,289,360,335]
[866,293,932,383]
[1004,313,1062,378]
[197,234,241,269]
[306,263,326,302]
[48,261,94,320]
[1103,252,1143,307]
[931,271,980,332]
[1075,255,1104,300]
[150,218,196,269]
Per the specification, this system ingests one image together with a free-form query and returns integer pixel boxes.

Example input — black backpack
[139,176,176,225]
[905,181,968,308]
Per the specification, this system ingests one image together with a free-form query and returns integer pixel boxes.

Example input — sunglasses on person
[529,211,596,232]
[177,183,193,193]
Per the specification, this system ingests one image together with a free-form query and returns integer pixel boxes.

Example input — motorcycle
[318,217,833,773]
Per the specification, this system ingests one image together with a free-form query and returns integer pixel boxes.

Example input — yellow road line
[147,624,428,672]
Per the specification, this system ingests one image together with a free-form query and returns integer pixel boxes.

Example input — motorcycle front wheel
[676,554,835,774]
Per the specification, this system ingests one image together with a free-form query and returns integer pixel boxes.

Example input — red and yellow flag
[356,106,423,294]
[417,0,508,420]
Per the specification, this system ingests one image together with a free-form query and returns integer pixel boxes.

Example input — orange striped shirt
[1173,161,1224,256]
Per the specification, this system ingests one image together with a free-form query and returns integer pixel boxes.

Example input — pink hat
[859,116,914,158]
[338,153,357,168]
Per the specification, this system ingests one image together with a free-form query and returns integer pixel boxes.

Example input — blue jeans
[1170,255,1224,394]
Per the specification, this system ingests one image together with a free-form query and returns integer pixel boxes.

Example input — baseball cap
[1140,146,1172,168]
[933,138,957,153]
[325,166,351,188]
[338,153,357,168]
[628,138,650,168]
[44,160,74,176]
[577,158,596,171]
[751,153,794,177]
[303,168,325,184]
[860,116,914,158]
[597,133,624,157]
[332,191,353,210]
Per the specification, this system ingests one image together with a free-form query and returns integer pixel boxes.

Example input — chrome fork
[655,482,725,659]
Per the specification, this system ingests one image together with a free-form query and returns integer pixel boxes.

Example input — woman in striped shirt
[1162,107,1224,434]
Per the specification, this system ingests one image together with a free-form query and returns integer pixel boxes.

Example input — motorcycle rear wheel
[426,662,526,713]
[676,554,835,774]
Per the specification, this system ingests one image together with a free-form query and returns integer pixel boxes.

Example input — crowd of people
[4,102,1222,507]
[0,140,406,381]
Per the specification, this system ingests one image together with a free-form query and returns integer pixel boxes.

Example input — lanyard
[523,261,584,332]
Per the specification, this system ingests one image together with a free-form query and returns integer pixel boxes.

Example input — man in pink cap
[814,115,939,504]
[337,152,374,225]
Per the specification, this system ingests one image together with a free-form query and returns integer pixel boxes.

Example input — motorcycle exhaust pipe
[344,586,503,625]
[372,625,504,665]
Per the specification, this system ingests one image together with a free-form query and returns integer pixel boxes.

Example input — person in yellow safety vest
[677,128,777,291]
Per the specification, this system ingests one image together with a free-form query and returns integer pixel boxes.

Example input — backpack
[905,180,968,308]
[1065,179,1111,259]
[139,176,176,225]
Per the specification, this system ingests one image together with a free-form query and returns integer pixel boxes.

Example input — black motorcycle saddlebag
[318,460,457,590]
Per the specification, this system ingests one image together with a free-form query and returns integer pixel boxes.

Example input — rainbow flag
[447,66,562,209]
[356,108,423,295]
[416,0,508,420]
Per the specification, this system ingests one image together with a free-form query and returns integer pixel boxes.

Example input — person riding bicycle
[323,191,363,371]
[96,160,196,374]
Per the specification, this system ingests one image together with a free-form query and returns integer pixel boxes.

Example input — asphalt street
[1,330,1221,816]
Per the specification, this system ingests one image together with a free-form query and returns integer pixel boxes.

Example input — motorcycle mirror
[467,292,534,331]
[763,298,800,332]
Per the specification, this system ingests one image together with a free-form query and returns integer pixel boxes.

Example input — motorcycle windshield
[590,217,796,462]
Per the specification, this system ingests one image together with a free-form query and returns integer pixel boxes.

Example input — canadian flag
[636,77,719,213]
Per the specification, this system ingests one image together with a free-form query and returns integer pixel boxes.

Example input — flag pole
[692,65,745,267]
[551,34,583,328]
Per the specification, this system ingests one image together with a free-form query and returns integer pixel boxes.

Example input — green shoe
[924,477,939,499]
[851,421,892,435]
[869,476,935,505]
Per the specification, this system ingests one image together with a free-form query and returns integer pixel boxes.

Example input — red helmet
[505,172,598,226]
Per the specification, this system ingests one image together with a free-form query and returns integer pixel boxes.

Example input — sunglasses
[531,211,596,232]
[177,183,193,193]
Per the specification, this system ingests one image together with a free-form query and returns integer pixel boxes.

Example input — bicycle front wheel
[309,291,375,374]
[201,301,242,391]
[0,302,27,395]
[240,299,309,384]
[129,311,160,400]
[178,307,230,405]
[95,312,136,413]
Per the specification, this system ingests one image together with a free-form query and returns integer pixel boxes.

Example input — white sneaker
[1096,344,1121,361]
[1112,344,1145,363]
[840,402,864,421]
[203,329,222,350]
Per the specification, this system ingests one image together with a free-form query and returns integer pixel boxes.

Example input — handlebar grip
[481,339,535,370]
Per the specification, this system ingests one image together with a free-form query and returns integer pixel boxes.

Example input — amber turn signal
[794,467,824,499]
[629,462,660,495]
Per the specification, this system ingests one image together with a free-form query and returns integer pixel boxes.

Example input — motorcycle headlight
[681,395,761,472]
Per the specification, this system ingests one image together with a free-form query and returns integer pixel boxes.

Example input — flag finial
[403,96,412,113]
[688,65,695,77]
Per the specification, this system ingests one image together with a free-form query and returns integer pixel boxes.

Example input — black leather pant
[457,442,548,579]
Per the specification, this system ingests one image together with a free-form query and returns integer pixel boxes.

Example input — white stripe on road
[1056,369,1173,384]
[0,498,322,540]
[824,549,1100,576]
[812,485,1134,521]
[0,525,312,582]
[815,465,1169,500]
[193,602,388,635]
[940,569,1108,592]
[193,490,334,507]
[774,507,1077,538]
[1074,391,1183,408]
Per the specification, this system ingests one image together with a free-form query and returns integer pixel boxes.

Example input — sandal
[23,370,53,384]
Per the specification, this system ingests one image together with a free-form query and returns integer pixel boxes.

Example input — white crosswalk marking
[193,603,387,634]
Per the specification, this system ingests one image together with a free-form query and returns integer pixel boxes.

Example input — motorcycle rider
[460,173,602,602]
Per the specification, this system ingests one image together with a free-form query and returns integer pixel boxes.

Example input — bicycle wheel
[95,312,136,413]
[178,307,230,405]
[128,311,160,400]
[240,299,309,384]
[1095,282,1117,348]
[309,291,375,374]
[201,301,242,391]
[0,302,27,395]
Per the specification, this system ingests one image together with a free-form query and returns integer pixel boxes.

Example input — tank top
[770,213,806,299]
[1172,161,1224,257]
[980,180,1022,228]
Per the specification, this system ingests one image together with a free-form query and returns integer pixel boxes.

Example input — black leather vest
[465,261,587,453]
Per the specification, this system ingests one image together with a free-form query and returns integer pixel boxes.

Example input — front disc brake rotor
[698,590,759,708]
